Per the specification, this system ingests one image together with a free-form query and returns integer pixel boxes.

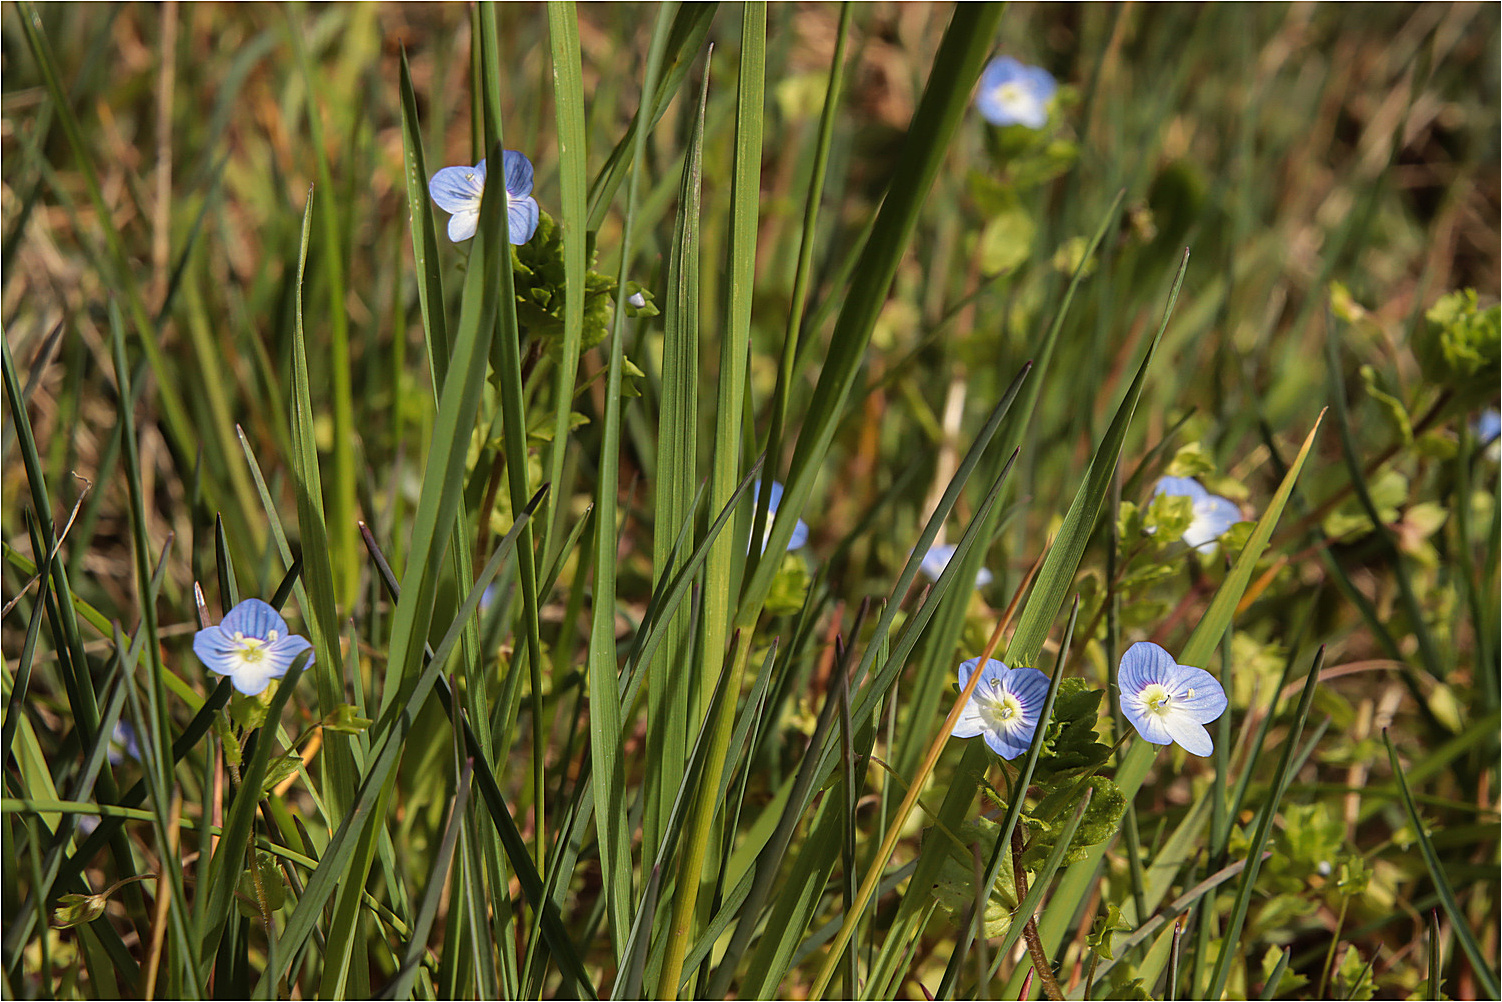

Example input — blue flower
[1473,409,1500,447]
[752,480,809,553]
[917,542,994,589]
[1117,641,1226,757]
[975,56,1057,129]
[108,720,140,765]
[192,599,313,696]
[1152,476,1241,554]
[950,658,1050,760]
[428,150,540,245]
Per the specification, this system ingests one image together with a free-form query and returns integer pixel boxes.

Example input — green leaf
[1023,776,1126,868]
[259,754,303,798]
[927,817,1020,939]
[978,207,1036,275]
[1030,679,1113,782]
[320,705,373,735]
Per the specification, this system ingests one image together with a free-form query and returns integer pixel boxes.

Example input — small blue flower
[192,599,313,696]
[1117,641,1226,757]
[1473,409,1500,447]
[917,542,994,589]
[1152,476,1241,554]
[752,480,809,554]
[950,658,1050,760]
[108,720,140,765]
[428,150,540,245]
[975,56,1057,129]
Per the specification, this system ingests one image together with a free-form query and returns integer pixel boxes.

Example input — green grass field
[2,3,1498,998]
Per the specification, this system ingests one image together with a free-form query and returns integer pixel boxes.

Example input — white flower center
[980,679,1025,732]
[1140,682,1173,715]
[232,630,276,665]
[993,82,1032,115]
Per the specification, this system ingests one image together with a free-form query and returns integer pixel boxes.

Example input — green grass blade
[475,0,549,875]
[381,757,472,1001]
[397,49,450,388]
[587,3,677,962]
[1204,646,1326,1000]
[583,3,718,230]
[645,46,710,866]
[1383,730,1500,998]
[1006,252,1187,665]
[255,492,546,994]
[544,1,588,558]
[943,598,1081,998]
[285,9,357,609]
[197,656,310,971]
[739,3,1006,619]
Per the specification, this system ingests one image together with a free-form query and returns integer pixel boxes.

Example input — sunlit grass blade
[544,0,588,559]
[584,3,718,229]
[739,4,1005,616]
[710,432,1023,997]
[380,757,471,1001]
[645,47,710,866]
[197,655,309,972]
[587,3,677,963]
[941,598,1081,999]
[284,9,357,611]
[1383,730,1500,999]
[255,490,550,995]
[1204,646,1325,1000]
[397,49,450,386]
[475,0,549,876]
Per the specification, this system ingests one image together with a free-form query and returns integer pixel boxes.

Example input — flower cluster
[951,641,1226,760]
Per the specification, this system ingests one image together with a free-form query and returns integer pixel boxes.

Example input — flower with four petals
[1117,641,1227,757]
[428,150,540,245]
[193,598,314,696]
[950,658,1051,760]
[975,56,1057,129]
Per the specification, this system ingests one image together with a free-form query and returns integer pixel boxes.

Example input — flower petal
[219,598,289,642]
[1120,693,1175,745]
[226,660,288,697]
[1161,664,1227,723]
[1163,713,1214,756]
[502,149,534,197]
[1185,494,1241,552]
[267,634,315,673]
[787,518,810,551]
[447,209,479,243]
[920,544,957,581]
[507,196,540,245]
[1153,476,1210,503]
[1004,666,1051,712]
[429,163,486,214]
[1117,641,1177,695]
[985,726,1033,761]
[951,702,988,738]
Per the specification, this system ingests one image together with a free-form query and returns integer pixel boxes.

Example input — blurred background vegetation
[2,2,1498,998]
